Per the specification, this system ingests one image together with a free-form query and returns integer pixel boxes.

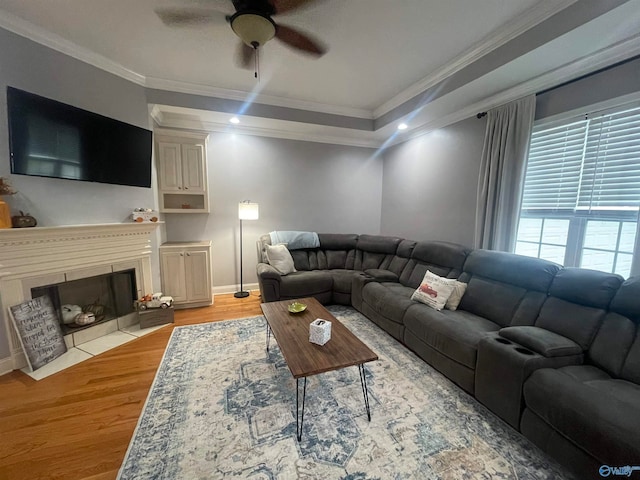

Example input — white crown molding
[391,32,640,148]
[0,9,145,86]
[145,76,374,120]
[150,107,380,148]
[373,0,578,118]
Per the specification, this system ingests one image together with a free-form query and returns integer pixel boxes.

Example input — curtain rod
[475,53,640,119]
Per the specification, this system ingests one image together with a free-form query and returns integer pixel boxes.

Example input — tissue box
[309,318,331,346]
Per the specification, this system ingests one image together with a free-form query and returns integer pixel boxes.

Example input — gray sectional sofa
[256,233,640,480]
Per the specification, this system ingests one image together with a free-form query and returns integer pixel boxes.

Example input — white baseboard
[0,355,15,376]
[212,283,260,296]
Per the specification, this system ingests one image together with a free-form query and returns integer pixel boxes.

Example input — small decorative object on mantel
[0,176,17,229]
[11,211,37,228]
[309,318,332,346]
[132,208,159,223]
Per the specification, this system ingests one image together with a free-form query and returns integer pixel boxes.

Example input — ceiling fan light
[230,13,276,48]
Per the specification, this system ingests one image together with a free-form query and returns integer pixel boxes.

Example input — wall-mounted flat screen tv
[7,86,152,188]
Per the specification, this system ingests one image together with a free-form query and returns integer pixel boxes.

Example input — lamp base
[234,291,250,298]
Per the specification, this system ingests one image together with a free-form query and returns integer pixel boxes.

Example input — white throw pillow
[411,270,456,311]
[445,280,468,311]
[265,244,296,275]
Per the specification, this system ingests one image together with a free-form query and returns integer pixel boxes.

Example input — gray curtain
[474,95,536,251]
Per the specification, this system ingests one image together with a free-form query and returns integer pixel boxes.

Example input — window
[515,102,640,278]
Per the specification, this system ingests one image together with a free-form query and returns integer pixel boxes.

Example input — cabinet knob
[178,186,182,190]
[180,253,184,256]
[186,253,191,256]
[184,187,188,190]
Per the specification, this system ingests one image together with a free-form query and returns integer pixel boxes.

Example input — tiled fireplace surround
[0,223,159,378]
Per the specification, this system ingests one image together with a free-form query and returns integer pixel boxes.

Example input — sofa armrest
[257,262,282,280]
[499,326,582,358]
[364,269,399,282]
[257,262,282,302]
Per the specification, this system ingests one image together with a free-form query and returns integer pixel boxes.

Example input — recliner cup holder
[495,338,512,345]
[515,347,534,355]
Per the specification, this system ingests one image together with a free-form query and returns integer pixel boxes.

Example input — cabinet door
[180,144,205,193]
[158,142,183,191]
[184,249,211,302]
[160,251,187,302]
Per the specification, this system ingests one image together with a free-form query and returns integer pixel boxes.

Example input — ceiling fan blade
[155,7,227,27]
[270,0,320,15]
[235,41,254,69]
[274,24,326,56]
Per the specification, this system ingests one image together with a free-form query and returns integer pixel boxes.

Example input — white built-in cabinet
[155,129,209,213]
[159,241,213,308]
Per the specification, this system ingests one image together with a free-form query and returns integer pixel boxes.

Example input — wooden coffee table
[260,297,378,441]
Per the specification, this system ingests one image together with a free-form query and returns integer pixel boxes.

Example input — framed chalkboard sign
[9,296,67,371]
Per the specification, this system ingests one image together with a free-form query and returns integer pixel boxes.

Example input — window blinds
[521,105,640,212]
[579,106,640,210]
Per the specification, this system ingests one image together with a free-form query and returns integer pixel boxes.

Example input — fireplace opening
[31,269,137,335]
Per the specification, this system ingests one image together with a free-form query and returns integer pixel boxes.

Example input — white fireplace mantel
[0,222,161,374]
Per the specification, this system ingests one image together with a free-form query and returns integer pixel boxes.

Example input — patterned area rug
[118,306,574,479]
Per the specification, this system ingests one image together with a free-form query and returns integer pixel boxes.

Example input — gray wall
[163,133,382,288]
[380,116,486,246]
[536,56,640,120]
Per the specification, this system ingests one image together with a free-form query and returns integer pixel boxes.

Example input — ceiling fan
[155,0,327,73]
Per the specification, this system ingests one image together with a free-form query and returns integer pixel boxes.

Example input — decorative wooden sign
[9,296,67,371]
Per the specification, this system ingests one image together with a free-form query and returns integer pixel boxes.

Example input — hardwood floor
[0,292,263,480]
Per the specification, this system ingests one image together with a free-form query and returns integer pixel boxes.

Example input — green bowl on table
[288,302,307,313]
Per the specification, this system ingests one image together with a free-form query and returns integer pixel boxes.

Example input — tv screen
[7,86,152,188]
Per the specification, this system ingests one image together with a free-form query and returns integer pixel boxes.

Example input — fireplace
[0,223,159,375]
[32,269,137,336]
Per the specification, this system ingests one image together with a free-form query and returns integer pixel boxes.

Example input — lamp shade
[238,201,259,220]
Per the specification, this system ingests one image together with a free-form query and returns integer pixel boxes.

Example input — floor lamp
[235,200,259,298]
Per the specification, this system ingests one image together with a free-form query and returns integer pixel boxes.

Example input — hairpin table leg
[266,322,271,352]
[358,363,372,421]
[296,376,307,441]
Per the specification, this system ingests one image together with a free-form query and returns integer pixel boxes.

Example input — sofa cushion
[361,281,416,325]
[399,241,470,288]
[524,367,640,465]
[499,326,582,357]
[462,250,560,292]
[265,244,296,275]
[404,306,501,369]
[588,312,637,378]
[318,233,358,250]
[458,277,528,327]
[548,267,623,309]
[534,268,623,351]
[364,269,399,282]
[278,271,333,298]
[457,250,560,327]
[327,269,362,294]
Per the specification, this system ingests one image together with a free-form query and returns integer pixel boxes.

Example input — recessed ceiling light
[230,117,240,124]
[397,123,408,130]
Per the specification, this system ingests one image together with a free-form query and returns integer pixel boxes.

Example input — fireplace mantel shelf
[0,222,162,280]
[0,222,163,244]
